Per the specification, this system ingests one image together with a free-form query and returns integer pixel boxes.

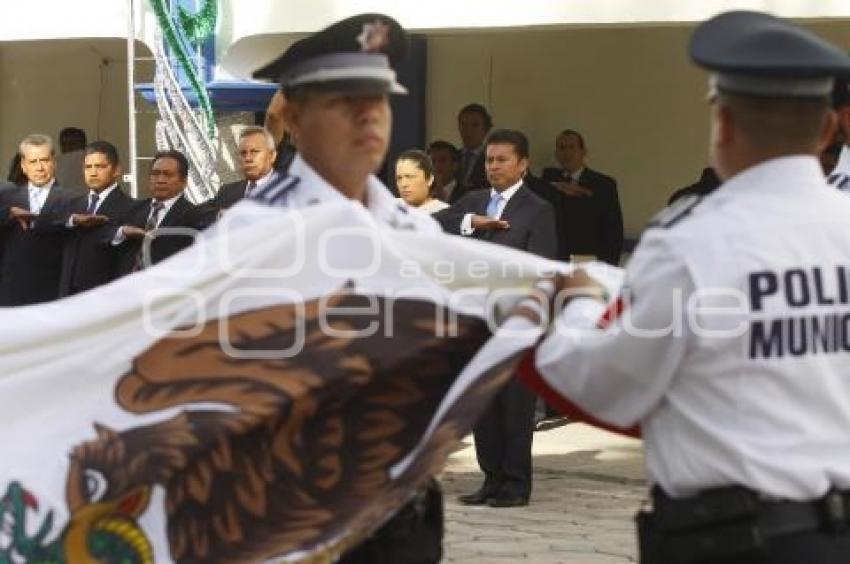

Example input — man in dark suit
[454,103,492,200]
[427,140,462,203]
[58,141,139,297]
[541,129,624,265]
[114,150,216,273]
[213,126,278,210]
[0,134,78,306]
[437,129,557,508]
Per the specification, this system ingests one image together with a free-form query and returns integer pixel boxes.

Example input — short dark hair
[151,149,189,180]
[717,91,830,155]
[458,103,493,130]
[485,129,529,160]
[427,140,460,162]
[396,149,434,179]
[85,141,120,166]
[557,129,586,150]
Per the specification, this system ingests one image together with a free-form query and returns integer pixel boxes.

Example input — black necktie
[245,180,257,196]
[86,193,99,214]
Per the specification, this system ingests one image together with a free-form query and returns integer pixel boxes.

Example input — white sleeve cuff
[111,228,126,246]
[460,213,475,236]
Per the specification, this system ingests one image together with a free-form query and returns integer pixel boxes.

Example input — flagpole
[126,0,138,198]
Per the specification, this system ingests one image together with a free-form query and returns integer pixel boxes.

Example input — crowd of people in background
[0,101,630,309]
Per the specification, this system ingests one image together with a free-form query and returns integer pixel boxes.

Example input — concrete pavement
[439,423,646,563]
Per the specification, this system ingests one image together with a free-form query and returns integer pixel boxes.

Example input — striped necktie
[145,201,165,231]
[86,193,100,214]
[134,202,165,271]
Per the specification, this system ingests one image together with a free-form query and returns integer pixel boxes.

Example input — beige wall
[0,39,156,191]
[2,20,849,224]
[426,20,850,238]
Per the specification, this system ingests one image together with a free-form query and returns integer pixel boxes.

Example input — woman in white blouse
[395,149,449,214]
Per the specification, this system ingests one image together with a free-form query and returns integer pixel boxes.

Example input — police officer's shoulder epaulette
[248,172,301,207]
[647,194,704,229]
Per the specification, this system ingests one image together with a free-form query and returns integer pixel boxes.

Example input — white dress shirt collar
[89,184,119,213]
[27,178,55,192]
[27,178,55,213]
[490,178,524,203]
[150,193,183,227]
[247,168,276,192]
[565,167,585,181]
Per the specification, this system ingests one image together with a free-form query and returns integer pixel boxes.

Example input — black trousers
[472,374,537,498]
[340,479,443,564]
[703,530,850,564]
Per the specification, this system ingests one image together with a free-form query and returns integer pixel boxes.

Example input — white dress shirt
[27,179,55,214]
[536,155,850,501]
[396,197,449,215]
[245,168,276,195]
[560,167,585,183]
[69,184,119,227]
[112,194,183,245]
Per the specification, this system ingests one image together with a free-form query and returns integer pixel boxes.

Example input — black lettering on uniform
[750,319,783,359]
[843,313,850,351]
[788,317,808,356]
[839,266,849,305]
[812,268,835,306]
[785,269,810,308]
[749,271,778,312]
[810,314,832,354]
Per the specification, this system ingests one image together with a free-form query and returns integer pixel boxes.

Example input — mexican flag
[0,200,620,563]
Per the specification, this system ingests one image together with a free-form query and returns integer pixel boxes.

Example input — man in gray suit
[0,134,78,305]
[214,126,278,210]
[436,128,557,507]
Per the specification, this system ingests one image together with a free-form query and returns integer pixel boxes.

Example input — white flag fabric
[0,200,624,563]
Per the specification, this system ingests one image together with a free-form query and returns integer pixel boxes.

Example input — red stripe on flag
[597,296,624,329]
[517,347,641,439]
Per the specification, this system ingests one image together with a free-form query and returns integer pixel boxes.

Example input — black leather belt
[758,490,850,537]
[652,486,850,537]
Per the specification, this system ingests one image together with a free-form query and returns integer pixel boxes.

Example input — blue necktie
[486,193,502,217]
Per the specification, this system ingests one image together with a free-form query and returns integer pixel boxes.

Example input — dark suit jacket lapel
[98,188,125,217]
[41,183,64,212]
[576,169,596,192]
[475,189,492,215]
[499,184,528,220]
[11,186,29,211]
[159,196,189,227]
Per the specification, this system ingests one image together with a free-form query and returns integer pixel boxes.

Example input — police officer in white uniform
[248,14,439,235]
[250,13,442,564]
[534,11,850,563]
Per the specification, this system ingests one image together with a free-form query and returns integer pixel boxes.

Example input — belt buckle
[821,490,848,533]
